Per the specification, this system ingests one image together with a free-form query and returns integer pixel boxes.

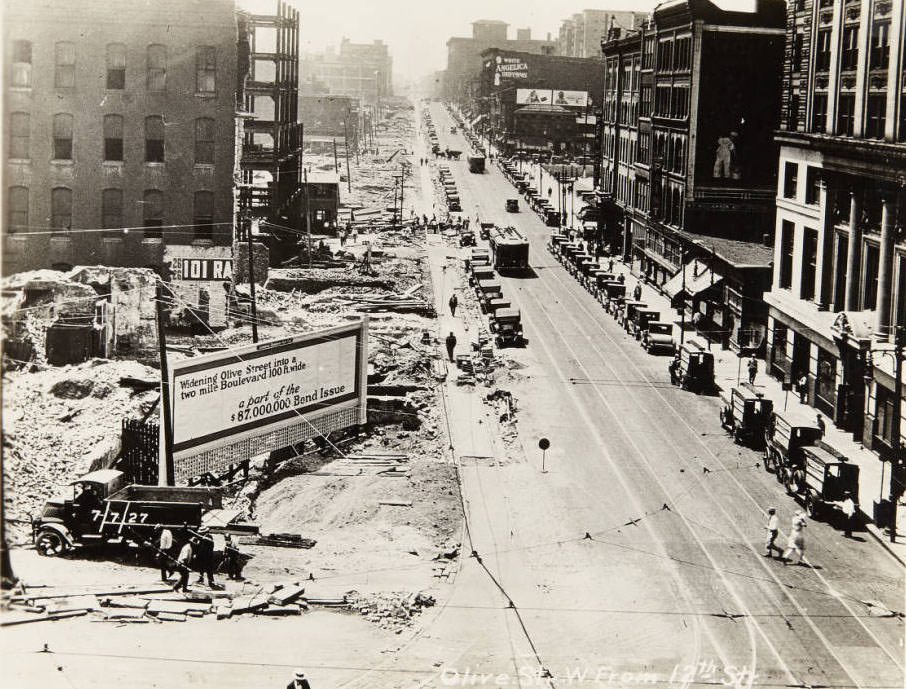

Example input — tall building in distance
[557,9,647,59]
[444,20,556,103]
[3,0,240,273]
[600,0,787,352]
[764,0,905,458]
[299,38,392,106]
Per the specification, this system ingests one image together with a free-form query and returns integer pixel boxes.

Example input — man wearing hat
[194,526,216,588]
[763,507,782,558]
[287,669,311,689]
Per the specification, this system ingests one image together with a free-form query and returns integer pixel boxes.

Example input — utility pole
[890,325,904,542]
[245,215,258,343]
[332,138,339,173]
[343,114,352,193]
[399,163,406,225]
[304,168,311,269]
[155,282,175,486]
[680,248,686,345]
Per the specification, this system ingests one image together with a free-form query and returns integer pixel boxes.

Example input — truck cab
[764,410,823,479]
[797,446,859,518]
[719,384,773,448]
[494,309,524,348]
[674,339,715,393]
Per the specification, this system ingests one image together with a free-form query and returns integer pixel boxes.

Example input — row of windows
[8,113,217,164]
[813,21,891,74]
[7,186,216,240]
[656,36,691,72]
[810,91,899,140]
[653,132,685,174]
[10,39,217,93]
[653,85,689,119]
[782,162,821,204]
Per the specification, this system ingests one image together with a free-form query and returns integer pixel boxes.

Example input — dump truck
[32,469,225,557]
[489,225,530,269]
[467,155,486,173]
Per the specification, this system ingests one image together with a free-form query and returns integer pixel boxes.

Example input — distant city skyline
[241,0,659,85]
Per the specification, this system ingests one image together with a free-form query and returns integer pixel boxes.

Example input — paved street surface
[384,103,904,689]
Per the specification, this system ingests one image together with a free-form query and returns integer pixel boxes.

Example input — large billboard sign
[166,321,368,482]
[516,89,588,107]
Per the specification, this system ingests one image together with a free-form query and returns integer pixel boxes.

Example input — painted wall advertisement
[516,89,588,107]
[168,321,367,459]
[493,55,529,85]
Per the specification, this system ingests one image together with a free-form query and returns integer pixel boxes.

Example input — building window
[805,167,820,205]
[55,42,75,88]
[812,93,828,133]
[9,112,29,159]
[193,191,214,240]
[657,40,673,71]
[145,116,165,162]
[787,93,800,130]
[801,228,818,301]
[104,114,124,161]
[8,186,28,231]
[792,33,804,71]
[53,113,73,160]
[865,94,886,139]
[837,94,855,136]
[815,29,831,71]
[870,20,890,70]
[841,26,859,71]
[862,243,879,310]
[147,44,166,91]
[779,220,794,289]
[106,43,126,90]
[11,40,32,87]
[143,189,164,238]
[51,187,72,230]
[195,118,215,164]
[877,387,897,445]
[196,46,216,93]
[783,162,798,199]
[102,188,123,233]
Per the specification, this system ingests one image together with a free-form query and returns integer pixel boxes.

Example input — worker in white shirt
[763,507,782,558]
[841,492,857,538]
[154,525,174,582]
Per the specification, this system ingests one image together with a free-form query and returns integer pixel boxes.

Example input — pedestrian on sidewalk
[841,492,857,538]
[608,258,614,272]
[816,413,826,438]
[449,293,458,317]
[445,331,457,362]
[762,507,782,558]
[338,228,346,247]
[617,273,625,284]
[350,225,357,244]
[633,281,643,302]
[797,373,808,403]
[782,511,807,565]
[747,355,758,385]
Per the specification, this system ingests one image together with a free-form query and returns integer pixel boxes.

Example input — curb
[863,523,906,566]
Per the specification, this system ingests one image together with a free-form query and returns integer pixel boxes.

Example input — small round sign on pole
[539,438,550,473]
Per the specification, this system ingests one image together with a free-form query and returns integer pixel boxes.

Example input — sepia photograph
[1,0,904,687]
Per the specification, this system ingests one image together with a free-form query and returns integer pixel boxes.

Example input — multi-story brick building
[556,9,647,59]
[764,0,905,461]
[600,0,786,351]
[3,0,240,274]
[300,38,392,106]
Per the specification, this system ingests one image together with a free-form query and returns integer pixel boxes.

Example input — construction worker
[172,537,193,592]
[445,331,457,362]
[841,492,857,538]
[154,525,174,582]
[194,527,216,588]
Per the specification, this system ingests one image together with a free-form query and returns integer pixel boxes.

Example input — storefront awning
[662,260,724,299]
[470,114,486,127]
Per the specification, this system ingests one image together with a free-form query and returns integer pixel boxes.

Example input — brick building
[556,9,647,59]
[600,0,786,351]
[764,0,905,461]
[300,38,392,106]
[3,0,240,274]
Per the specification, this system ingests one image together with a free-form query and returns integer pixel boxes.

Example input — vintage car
[493,308,524,347]
[505,199,520,213]
[641,321,674,355]
[629,308,660,340]
[719,384,774,447]
[476,280,503,312]
[620,300,648,330]
[671,339,715,393]
[763,411,823,478]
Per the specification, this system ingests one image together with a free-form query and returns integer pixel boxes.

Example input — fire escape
[237,1,303,224]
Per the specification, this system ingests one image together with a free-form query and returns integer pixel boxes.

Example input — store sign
[168,321,368,457]
[174,257,234,281]
[494,55,529,85]
[516,89,588,107]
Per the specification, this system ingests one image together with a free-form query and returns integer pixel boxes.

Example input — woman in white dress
[782,511,807,565]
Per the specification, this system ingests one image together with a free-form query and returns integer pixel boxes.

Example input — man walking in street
[608,258,614,273]
[445,331,457,362]
[448,293,458,317]
[287,669,312,689]
[763,507,782,558]
[172,537,193,592]
[748,355,758,385]
[841,492,857,538]
[782,511,807,565]
[816,413,826,438]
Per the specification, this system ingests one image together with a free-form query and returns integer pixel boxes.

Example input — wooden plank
[45,595,100,614]
[230,594,269,615]
[256,604,302,616]
[1,610,88,627]
[146,600,212,614]
[268,585,306,606]
[27,586,171,601]
[378,501,413,507]
[153,611,186,622]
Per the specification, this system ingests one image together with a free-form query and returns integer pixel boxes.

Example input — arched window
[147,45,166,91]
[106,43,126,89]
[51,187,72,230]
[55,42,75,88]
[145,116,164,162]
[193,191,214,240]
[8,186,28,231]
[53,114,73,160]
[9,112,29,159]
[195,118,214,164]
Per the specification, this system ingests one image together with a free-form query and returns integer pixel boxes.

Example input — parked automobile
[629,308,660,340]
[672,339,714,393]
[719,384,773,447]
[505,199,520,212]
[476,280,503,312]
[494,308,524,347]
[641,321,675,355]
[763,411,823,479]
[620,300,647,330]
[459,230,476,247]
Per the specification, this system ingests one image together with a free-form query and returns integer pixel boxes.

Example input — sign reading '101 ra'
[178,258,233,281]
[168,321,367,456]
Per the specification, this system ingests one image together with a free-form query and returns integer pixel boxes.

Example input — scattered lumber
[268,585,306,606]
[1,610,88,627]
[239,534,317,549]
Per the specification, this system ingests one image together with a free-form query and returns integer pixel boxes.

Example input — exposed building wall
[3,0,238,275]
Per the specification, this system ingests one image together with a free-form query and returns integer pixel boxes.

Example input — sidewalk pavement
[598,255,906,565]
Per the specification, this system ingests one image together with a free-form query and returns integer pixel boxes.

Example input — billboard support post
[155,282,175,486]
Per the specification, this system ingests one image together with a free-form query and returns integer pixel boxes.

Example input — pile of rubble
[2,359,159,543]
[346,590,436,634]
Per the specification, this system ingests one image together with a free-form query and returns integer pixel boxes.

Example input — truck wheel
[805,495,820,520]
[733,427,742,444]
[35,529,67,557]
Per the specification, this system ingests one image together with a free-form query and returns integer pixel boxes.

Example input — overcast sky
[242,0,661,85]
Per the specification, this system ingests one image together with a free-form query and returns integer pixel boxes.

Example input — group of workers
[152,525,243,592]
